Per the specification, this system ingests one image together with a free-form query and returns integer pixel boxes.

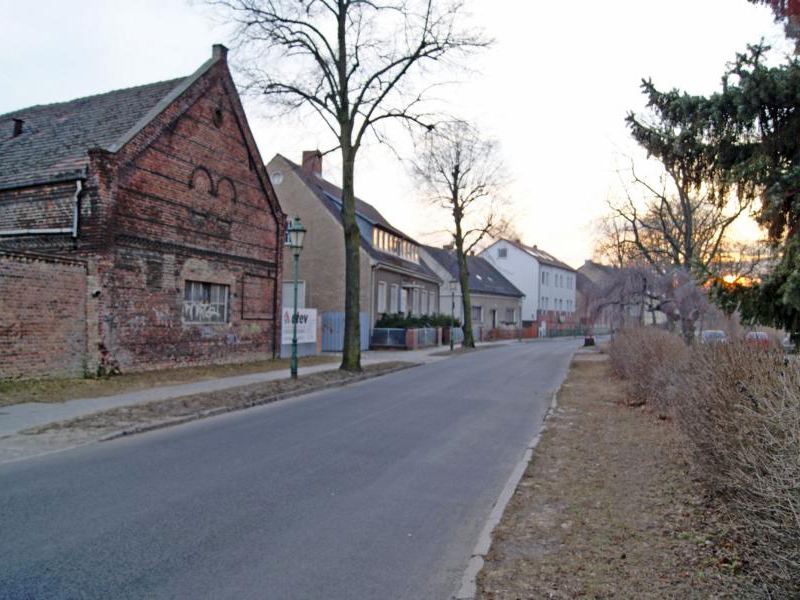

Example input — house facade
[266,152,440,349]
[480,238,576,331]
[0,46,284,377]
[420,245,523,338]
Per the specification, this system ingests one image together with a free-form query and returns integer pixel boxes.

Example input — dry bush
[674,343,800,597]
[608,331,800,595]
[607,327,689,414]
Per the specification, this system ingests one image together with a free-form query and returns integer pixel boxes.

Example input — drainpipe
[71,180,82,238]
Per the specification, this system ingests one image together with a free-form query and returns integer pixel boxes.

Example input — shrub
[675,343,800,596]
[607,327,689,415]
[375,313,461,328]
[610,329,800,596]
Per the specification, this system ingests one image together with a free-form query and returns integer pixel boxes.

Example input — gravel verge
[476,352,754,599]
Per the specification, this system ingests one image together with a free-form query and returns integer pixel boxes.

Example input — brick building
[0,45,284,378]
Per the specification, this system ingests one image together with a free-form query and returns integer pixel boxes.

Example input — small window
[429,291,436,314]
[471,305,483,322]
[378,281,387,313]
[281,280,305,311]
[421,289,428,315]
[412,288,420,315]
[212,107,224,128]
[390,284,399,313]
[183,281,230,323]
[505,308,515,322]
[498,248,507,258]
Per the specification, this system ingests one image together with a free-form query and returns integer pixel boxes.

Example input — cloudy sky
[0,1,787,267]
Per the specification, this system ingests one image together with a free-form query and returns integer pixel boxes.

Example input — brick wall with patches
[0,252,88,378]
[0,46,284,377]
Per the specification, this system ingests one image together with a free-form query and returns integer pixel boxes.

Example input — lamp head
[286,215,306,252]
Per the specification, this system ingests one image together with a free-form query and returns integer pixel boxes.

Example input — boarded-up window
[183,281,229,323]
[243,274,275,320]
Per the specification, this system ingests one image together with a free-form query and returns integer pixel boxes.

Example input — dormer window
[371,227,418,263]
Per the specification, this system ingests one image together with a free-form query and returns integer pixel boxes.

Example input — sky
[0,0,788,268]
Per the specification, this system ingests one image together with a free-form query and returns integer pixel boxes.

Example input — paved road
[0,340,579,600]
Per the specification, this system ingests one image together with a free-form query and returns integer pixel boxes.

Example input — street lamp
[286,215,306,379]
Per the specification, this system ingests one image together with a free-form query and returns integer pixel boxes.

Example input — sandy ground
[476,352,754,599]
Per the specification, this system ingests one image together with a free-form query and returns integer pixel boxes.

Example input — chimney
[212,44,228,61]
[302,150,322,177]
[12,118,23,137]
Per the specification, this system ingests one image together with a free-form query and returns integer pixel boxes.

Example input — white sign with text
[281,308,317,344]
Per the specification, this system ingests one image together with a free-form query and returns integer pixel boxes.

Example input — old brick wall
[0,251,87,379]
[0,51,284,375]
[101,58,283,371]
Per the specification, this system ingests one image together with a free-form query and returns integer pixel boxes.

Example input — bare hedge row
[608,328,800,598]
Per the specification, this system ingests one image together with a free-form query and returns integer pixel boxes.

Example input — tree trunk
[454,222,475,348]
[340,142,362,372]
[680,317,696,345]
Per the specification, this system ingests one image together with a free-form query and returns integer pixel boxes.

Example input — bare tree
[207,0,489,370]
[590,263,709,343]
[602,161,749,281]
[412,120,507,347]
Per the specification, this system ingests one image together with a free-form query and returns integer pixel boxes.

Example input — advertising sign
[281,308,317,345]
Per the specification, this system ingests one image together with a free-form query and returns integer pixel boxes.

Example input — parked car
[745,331,770,348]
[700,330,728,345]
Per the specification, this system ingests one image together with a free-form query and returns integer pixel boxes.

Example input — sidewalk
[0,343,460,438]
[0,337,567,439]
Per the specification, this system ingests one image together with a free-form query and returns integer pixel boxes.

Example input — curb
[98,363,420,443]
[454,366,570,600]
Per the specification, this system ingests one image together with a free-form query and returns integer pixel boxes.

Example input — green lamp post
[286,215,306,379]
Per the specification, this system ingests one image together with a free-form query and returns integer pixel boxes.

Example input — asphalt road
[0,339,580,600]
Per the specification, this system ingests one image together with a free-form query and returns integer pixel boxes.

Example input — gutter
[0,179,83,238]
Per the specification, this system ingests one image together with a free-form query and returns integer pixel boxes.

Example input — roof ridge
[275,152,418,243]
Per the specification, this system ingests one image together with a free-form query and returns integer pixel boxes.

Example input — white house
[480,239,577,325]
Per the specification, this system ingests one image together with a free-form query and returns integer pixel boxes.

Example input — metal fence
[370,328,408,348]
[321,312,370,352]
[416,327,437,348]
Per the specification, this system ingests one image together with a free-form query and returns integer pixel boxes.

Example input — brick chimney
[212,44,228,62]
[302,150,322,177]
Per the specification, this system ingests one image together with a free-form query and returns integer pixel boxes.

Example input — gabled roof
[0,47,234,192]
[490,238,575,272]
[276,154,440,282]
[0,79,183,190]
[421,245,524,298]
